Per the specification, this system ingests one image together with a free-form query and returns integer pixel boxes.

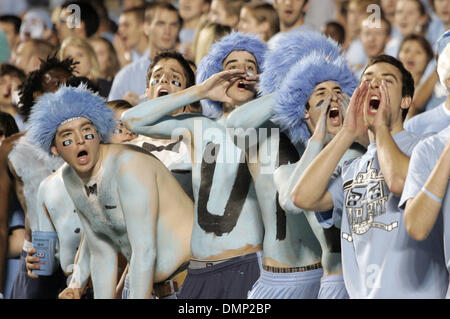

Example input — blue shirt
[327,130,448,298]
[400,125,450,297]
[405,102,450,135]
[108,55,151,101]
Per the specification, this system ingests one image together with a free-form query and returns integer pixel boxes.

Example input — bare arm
[78,212,118,299]
[121,69,246,137]
[404,139,450,241]
[372,81,411,196]
[117,156,159,299]
[407,70,438,120]
[291,82,369,211]
[226,93,276,130]
[59,233,91,299]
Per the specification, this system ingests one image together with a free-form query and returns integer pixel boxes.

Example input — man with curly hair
[0,56,75,299]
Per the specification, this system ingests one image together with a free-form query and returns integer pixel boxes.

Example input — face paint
[85,134,95,140]
[113,128,123,135]
[247,72,255,77]
[171,80,182,87]
[150,79,159,86]
[62,139,72,147]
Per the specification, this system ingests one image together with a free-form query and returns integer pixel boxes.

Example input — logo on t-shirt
[341,160,398,242]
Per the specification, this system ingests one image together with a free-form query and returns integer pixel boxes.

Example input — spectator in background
[238,1,279,42]
[404,36,450,135]
[108,2,181,104]
[192,21,231,66]
[355,14,391,78]
[269,0,313,48]
[89,36,121,82]
[19,8,53,42]
[398,34,434,87]
[322,21,346,46]
[56,1,100,41]
[179,0,211,60]
[385,0,429,57]
[11,39,55,74]
[208,0,249,30]
[344,0,380,73]
[427,0,450,48]
[115,6,148,67]
[381,0,398,30]
[89,0,116,43]
[0,15,21,56]
[59,36,113,97]
[0,64,26,130]
[122,0,146,10]
[0,110,22,300]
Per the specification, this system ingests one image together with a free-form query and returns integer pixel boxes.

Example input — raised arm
[227,93,276,131]
[371,81,411,196]
[291,82,369,211]
[276,98,330,213]
[117,156,160,298]
[122,69,246,137]
[404,138,450,241]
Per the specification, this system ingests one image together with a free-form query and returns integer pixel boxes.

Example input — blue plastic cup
[32,231,58,276]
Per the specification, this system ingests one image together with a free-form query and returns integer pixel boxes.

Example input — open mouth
[327,105,342,126]
[237,81,246,89]
[77,150,88,164]
[368,96,380,114]
[158,89,169,97]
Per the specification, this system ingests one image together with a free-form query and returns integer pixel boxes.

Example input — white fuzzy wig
[196,32,267,118]
[27,84,116,154]
[438,42,450,93]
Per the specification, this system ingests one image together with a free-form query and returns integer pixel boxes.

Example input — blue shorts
[247,266,323,299]
[317,274,349,299]
[178,252,260,299]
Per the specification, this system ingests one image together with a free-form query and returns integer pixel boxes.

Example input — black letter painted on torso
[276,133,300,240]
[197,142,252,236]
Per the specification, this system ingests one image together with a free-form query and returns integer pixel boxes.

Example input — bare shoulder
[107,143,165,171]
[0,132,24,162]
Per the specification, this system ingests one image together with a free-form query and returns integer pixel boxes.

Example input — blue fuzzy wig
[196,32,267,118]
[260,31,341,96]
[27,84,116,154]
[273,51,357,144]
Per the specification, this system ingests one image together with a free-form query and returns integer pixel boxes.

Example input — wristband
[421,186,443,204]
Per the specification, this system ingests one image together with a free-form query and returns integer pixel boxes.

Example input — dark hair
[0,15,21,34]
[0,111,19,137]
[362,55,414,120]
[399,34,434,65]
[18,55,76,122]
[0,63,26,82]
[66,75,100,93]
[324,21,346,45]
[62,1,100,37]
[146,51,195,89]
[105,99,133,111]
[145,2,182,27]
